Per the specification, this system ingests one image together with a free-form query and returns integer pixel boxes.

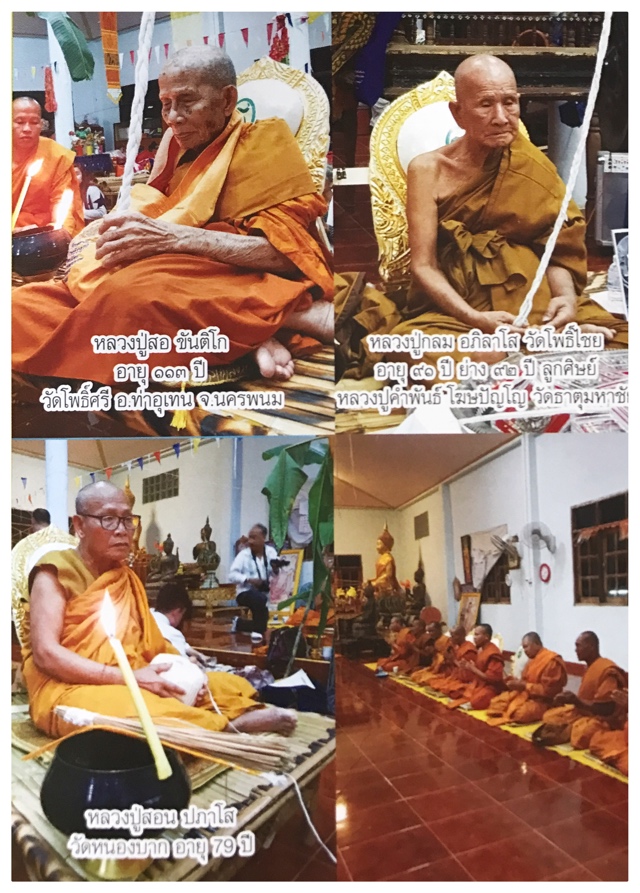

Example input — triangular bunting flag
[203,35,209,44]
[164,43,170,59]
[90,472,96,483]
[193,438,201,452]
[241,27,249,46]
[267,22,274,44]
[21,477,27,489]
[172,443,181,458]
[153,451,161,464]
[75,476,81,488]
[129,49,135,66]
[105,467,113,480]
[127,460,132,472]
[137,457,144,470]
[28,494,33,504]
[31,66,36,79]
[218,32,225,48]
[119,53,123,68]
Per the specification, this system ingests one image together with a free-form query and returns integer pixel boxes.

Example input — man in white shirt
[150,581,207,665]
[228,524,278,635]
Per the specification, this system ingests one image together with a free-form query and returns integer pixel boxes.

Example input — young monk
[446,623,505,710]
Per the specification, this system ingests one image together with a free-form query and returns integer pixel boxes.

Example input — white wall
[334,507,392,586]
[12,451,87,519]
[13,37,50,93]
[535,434,628,667]
[397,490,448,617]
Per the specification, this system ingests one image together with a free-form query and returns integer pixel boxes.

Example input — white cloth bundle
[150,653,207,706]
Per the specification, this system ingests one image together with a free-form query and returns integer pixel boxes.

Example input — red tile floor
[336,658,627,882]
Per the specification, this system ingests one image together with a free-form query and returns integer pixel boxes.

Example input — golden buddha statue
[369,524,400,596]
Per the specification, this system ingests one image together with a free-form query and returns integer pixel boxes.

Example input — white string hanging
[513,11,613,327]
[117,12,156,212]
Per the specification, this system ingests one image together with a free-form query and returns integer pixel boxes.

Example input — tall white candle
[12,158,44,230]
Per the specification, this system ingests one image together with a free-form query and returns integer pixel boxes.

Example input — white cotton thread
[118,12,156,212]
[513,11,613,327]
[260,772,337,865]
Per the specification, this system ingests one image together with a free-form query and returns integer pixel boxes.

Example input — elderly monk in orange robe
[589,689,628,776]
[411,621,452,685]
[429,626,477,695]
[376,616,423,675]
[486,631,567,726]
[446,623,505,710]
[23,481,296,740]
[12,97,83,238]
[540,631,627,750]
[378,55,627,379]
[13,47,333,385]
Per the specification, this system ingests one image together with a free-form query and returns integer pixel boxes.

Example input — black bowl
[40,730,191,838]
[12,225,70,277]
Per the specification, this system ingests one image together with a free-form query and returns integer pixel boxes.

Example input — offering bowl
[12,225,70,277]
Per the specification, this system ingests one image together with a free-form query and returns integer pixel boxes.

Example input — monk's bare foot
[231,706,298,735]
[579,324,616,342]
[283,300,334,344]
[254,338,295,381]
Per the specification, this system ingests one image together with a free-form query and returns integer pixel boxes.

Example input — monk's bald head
[450,55,520,151]
[13,97,43,156]
[450,625,467,644]
[13,97,42,115]
[454,55,517,100]
[162,46,236,89]
[76,481,126,515]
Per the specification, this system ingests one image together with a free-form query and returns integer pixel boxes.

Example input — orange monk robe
[12,113,332,385]
[377,628,419,674]
[12,137,84,237]
[446,642,505,710]
[411,635,452,685]
[430,640,478,694]
[372,132,627,380]
[22,550,261,739]
[590,721,628,777]
[542,657,628,750]
[486,648,567,726]
[285,606,335,628]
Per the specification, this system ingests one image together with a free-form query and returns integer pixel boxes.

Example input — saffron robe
[446,642,505,710]
[590,721,628,777]
[12,137,84,237]
[12,114,333,385]
[411,634,452,685]
[542,656,628,749]
[486,647,567,725]
[377,628,419,674]
[430,640,477,694]
[382,133,628,377]
[23,550,260,738]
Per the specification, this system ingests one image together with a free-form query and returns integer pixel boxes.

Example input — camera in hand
[270,557,290,573]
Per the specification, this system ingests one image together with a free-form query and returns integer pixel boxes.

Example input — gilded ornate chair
[11,526,77,647]
[370,70,528,296]
[237,56,330,196]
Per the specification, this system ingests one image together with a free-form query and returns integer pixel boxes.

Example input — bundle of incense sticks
[53,707,291,772]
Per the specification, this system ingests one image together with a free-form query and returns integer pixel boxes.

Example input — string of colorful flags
[15,437,225,506]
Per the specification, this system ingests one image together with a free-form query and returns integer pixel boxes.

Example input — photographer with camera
[229,523,281,639]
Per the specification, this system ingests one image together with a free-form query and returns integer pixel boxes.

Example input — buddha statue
[159,533,180,580]
[368,524,405,625]
[123,476,142,556]
[408,557,432,614]
[192,517,220,588]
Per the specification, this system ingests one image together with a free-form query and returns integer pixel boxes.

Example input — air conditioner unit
[594,152,628,247]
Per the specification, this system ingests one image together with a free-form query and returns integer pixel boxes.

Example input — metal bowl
[12,225,70,277]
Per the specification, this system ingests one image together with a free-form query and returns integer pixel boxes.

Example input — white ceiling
[13,12,172,41]
[12,438,204,471]
[335,434,516,509]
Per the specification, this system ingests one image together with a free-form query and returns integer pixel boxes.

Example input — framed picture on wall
[457,592,481,634]
[268,548,304,611]
[460,535,473,585]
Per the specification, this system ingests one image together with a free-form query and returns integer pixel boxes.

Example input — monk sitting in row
[382,55,627,380]
[375,616,427,676]
[446,623,505,710]
[589,689,628,776]
[13,47,333,386]
[410,621,452,685]
[12,97,84,238]
[429,626,477,695]
[536,631,627,749]
[23,481,296,740]
[486,631,567,726]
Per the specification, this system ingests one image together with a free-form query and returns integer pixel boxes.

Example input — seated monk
[540,631,627,749]
[12,97,84,238]
[13,47,333,385]
[285,595,335,629]
[429,625,477,694]
[446,623,505,710]
[379,55,627,380]
[23,481,296,740]
[486,631,567,726]
[589,689,628,776]
[376,615,421,675]
[411,621,451,685]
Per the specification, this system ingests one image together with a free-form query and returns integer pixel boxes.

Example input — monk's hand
[506,679,526,691]
[133,664,186,699]
[553,691,577,706]
[475,311,525,335]
[95,211,184,268]
[542,294,577,329]
[579,323,616,342]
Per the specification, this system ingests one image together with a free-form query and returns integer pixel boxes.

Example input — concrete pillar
[45,439,68,530]
[47,21,75,149]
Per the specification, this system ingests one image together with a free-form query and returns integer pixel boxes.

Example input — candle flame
[100,590,117,638]
[53,189,74,230]
[27,158,44,178]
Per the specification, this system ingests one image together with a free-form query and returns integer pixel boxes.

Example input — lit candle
[12,158,44,230]
[100,591,173,780]
[53,189,74,230]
